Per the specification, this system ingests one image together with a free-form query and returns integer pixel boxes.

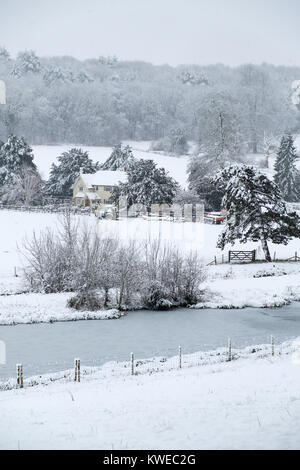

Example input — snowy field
[1,210,300,324]
[1,339,300,450]
[0,210,93,294]
[32,142,189,188]
[1,151,300,451]
[0,292,121,324]
[31,136,300,191]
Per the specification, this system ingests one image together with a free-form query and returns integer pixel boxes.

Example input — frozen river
[0,304,300,380]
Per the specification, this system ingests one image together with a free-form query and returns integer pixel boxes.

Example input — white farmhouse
[73,170,127,208]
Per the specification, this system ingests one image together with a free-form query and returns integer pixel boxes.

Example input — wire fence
[207,251,300,265]
[0,204,92,215]
[0,336,294,392]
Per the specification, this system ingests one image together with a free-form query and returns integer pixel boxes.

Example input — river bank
[1,338,299,449]
[1,262,300,325]
[1,304,300,380]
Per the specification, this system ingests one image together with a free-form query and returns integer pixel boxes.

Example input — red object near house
[204,212,225,224]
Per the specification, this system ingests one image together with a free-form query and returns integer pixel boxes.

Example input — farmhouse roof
[74,191,101,200]
[86,192,101,200]
[81,170,127,188]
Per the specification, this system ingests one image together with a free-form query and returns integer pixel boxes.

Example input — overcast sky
[1,0,299,66]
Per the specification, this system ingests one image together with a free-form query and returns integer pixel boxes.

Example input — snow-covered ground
[0,210,93,295]
[0,292,121,325]
[1,210,300,324]
[1,339,300,450]
[1,144,300,450]
[196,267,300,309]
[32,143,189,188]
[31,136,300,191]
[1,263,300,325]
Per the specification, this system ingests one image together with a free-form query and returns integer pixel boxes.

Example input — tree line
[0,47,299,155]
[0,132,299,211]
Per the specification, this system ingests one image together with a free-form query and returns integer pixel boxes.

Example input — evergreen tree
[169,128,189,155]
[0,134,36,187]
[43,67,69,86]
[47,148,100,197]
[112,159,179,208]
[76,71,94,83]
[101,144,135,171]
[0,47,10,61]
[274,134,299,202]
[16,50,41,74]
[213,165,300,262]
[188,156,224,211]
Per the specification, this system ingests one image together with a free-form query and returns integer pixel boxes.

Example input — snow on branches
[213,164,300,261]
[101,144,135,171]
[274,134,299,202]
[47,148,100,197]
[112,159,179,208]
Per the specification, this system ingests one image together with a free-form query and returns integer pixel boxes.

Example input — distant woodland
[0,48,299,154]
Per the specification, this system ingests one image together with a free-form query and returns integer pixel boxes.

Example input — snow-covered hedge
[21,212,206,311]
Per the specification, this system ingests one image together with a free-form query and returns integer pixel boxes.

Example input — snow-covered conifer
[0,135,36,187]
[213,164,300,262]
[274,134,299,202]
[76,71,94,83]
[101,144,135,171]
[170,128,189,155]
[0,47,10,61]
[113,159,179,207]
[47,148,100,196]
[16,50,41,74]
[188,156,224,211]
[43,67,69,86]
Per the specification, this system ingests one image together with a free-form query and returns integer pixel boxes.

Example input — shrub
[22,213,206,311]
[142,281,174,310]
[68,291,102,311]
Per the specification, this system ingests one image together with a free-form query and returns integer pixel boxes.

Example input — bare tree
[115,240,141,310]
[22,216,206,310]
[1,165,43,206]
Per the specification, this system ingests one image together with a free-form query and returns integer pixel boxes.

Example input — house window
[104,186,112,192]
[79,187,83,191]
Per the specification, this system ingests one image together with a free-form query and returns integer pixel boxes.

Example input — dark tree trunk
[260,235,271,262]
[104,288,109,307]
[252,140,258,154]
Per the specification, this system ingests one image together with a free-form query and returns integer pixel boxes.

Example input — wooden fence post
[131,352,134,376]
[74,358,80,382]
[77,359,80,382]
[228,339,232,362]
[271,336,275,357]
[179,346,182,369]
[17,364,23,388]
